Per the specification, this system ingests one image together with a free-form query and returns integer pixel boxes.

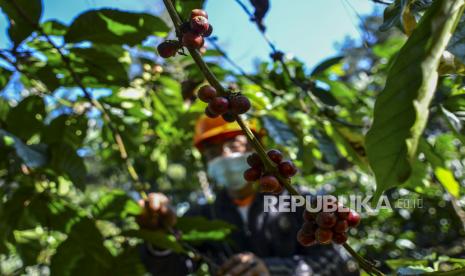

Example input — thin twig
[207,38,283,96]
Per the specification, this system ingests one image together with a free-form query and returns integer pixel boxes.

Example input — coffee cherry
[208,97,229,115]
[229,95,251,115]
[303,210,316,222]
[336,206,351,219]
[301,221,318,234]
[157,41,180,58]
[198,85,217,103]
[267,149,283,164]
[191,9,208,19]
[278,160,297,177]
[260,175,281,193]
[190,16,210,35]
[297,229,316,247]
[204,24,213,37]
[182,32,204,49]
[333,232,348,244]
[347,211,361,227]
[315,228,333,244]
[316,212,337,229]
[247,153,263,169]
[205,107,218,118]
[222,112,236,122]
[272,184,284,194]
[244,167,262,182]
[333,220,349,233]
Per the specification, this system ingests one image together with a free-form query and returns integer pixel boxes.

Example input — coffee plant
[1,0,465,275]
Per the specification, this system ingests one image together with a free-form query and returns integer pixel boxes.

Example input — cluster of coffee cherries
[157,9,213,58]
[244,149,298,194]
[197,85,251,121]
[297,202,361,246]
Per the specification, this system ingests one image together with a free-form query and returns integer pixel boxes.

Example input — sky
[0,0,380,72]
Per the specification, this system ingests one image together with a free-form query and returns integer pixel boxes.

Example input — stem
[9,0,147,200]
[343,244,384,276]
[161,0,383,275]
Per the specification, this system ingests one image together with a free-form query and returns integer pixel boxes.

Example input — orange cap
[194,116,259,149]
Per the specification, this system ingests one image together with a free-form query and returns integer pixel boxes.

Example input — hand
[217,252,269,276]
[136,193,177,230]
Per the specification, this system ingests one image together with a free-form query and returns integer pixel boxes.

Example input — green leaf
[380,0,418,35]
[261,116,298,147]
[0,129,47,168]
[69,45,130,87]
[13,229,43,266]
[26,193,82,233]
[434,167,460,198]
[91,190,141,220]
[110,246,146,276]
[50,218,113,276]
[176,216,235,242]
[0,66,13,90]
[310,56,344,77]
[65,9,169,45]
[0,186,35,250]
[49,143,87,190]
[366,0,465,201]
[122,229,185,253]
[35,65,60,92]
[41,19,67,36]
[6,95,45,140]
[0,0,42,45]
[42,115,88,148]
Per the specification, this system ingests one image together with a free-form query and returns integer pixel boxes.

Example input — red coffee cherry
[316,212,337,229]
[303,210,316,222]
[301,221,318,234]
[315,228,333,244]
[278,160,297,177]
[347,211,361,227]
[333,220,349,233]
[198,85,217,103]
[229,95,251,115]
[333,232,348,244]
[244,167,262,182]
[190,16,210,35]
[336,206,351,220]
[272,184,284,194]
[247,153,263,169]
[182,32,204,49]
[222,112,236,122]
[205,107,218,118]
[267,149,283,164]
[297,229,316,247]
[204,24,213,37]
[260,175,281,193]
[157,41,180,58]
[191,9,208,19]
[208,97,229,115]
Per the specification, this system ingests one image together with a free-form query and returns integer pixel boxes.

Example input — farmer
[139,116,359,276]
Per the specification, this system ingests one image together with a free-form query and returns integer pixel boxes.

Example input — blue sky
[0,0,380,72]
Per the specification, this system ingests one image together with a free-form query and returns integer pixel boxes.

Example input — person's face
[202,135,256,199]
[202,135,252,162]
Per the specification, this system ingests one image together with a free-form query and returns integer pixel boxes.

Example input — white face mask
[207,152,250,191]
